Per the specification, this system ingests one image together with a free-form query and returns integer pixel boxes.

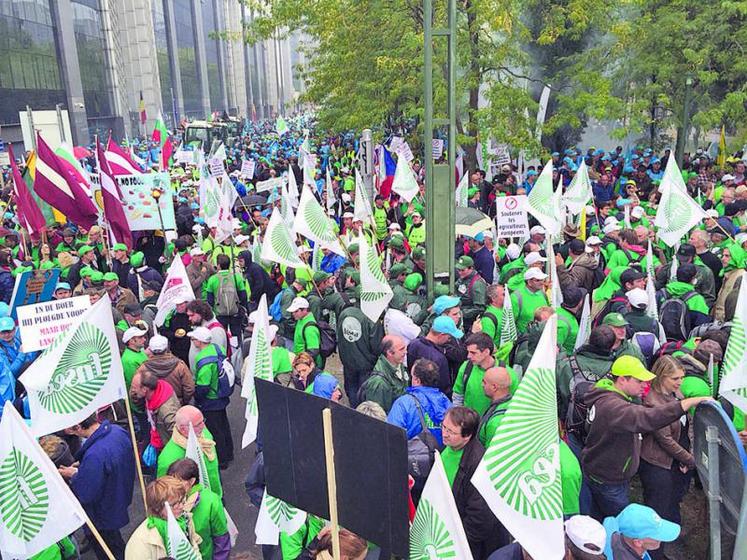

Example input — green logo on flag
[37,323,112,414]
[660,192,691,234]
[270,221,299,264]
[266,494,299,526]
[303,202,336,244]
[174,537,200,560]
[0,449,49,541]
[409,498,457,559]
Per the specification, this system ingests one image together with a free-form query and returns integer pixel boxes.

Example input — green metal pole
[424,0,434,300]
[447,0,456,293]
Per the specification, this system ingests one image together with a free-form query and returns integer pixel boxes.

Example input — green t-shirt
[511,286,550,332]
[122,347,148,389]
[557,307,580,356]
[480,305,503,347]
[560,440,582,516]
[280,515,326,559]
[205,271,247,308]
[477,397,511,447]
[189,484,228,560]
[293,313,321,366]
[157,428,223,498]
[272,346,293,377]
[453,361,492,415]
[440,446,464,487]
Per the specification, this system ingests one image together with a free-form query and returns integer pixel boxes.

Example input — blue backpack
[196,344,236,399]
[269,289,288,322]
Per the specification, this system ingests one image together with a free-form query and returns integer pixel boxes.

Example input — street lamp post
[676,75,694,166]
[151,187,169,264]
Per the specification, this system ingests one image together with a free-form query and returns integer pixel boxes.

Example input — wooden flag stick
[322,407,341,560]
[85,516,115,560]
[123,395,149,513]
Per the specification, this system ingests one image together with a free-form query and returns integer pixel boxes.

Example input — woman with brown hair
[291,351,321,392]
[301,527,367,560]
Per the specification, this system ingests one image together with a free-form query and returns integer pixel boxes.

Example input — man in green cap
[402,273,427,320]
[387,235,414,272]
[68,244,98,290]
[306,270,347,324]
[602,312,646,362]
[454,255,487,332]
[387,263,411,311]
[111,242,131,286]
[127,251,164,298]
[103,271,138,314]
[411,246,426,279]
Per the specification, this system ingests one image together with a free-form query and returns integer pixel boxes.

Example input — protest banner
[116,173,176,230]
[174,149,195,165]
[9,269,60,320]
[255,176,286,193]
[17,295,90,352]
[209,157,225,178]
[431,139,444,160]
[241,158,256,179]
[495,195,530,239]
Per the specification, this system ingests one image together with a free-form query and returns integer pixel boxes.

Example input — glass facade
[151,0,173,126]
[71,0,113,120]
[174,0,201,118]
[0,0,65,125]
[202,0,221,113]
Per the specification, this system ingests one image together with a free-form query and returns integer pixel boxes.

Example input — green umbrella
[455,206,493,237]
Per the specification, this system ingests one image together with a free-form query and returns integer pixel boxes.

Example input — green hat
[349,271,360,284]
[112,243,128,252]
[412,246,426,261]
[388,236,405,250]
[294,276,309,287]
[130,251,145,267]
[78,245,93,256]
[389,263,410,278]
[347,243,359,254]
[79,266,94,278]
[313,271,331,284]
[103,272,119,282]
[467,186,479,197]
[602,312,629,328]
[610,355,655,381]
[455,255,474,270]
[404,272,423,291]
[433,283,450,297]
[89,271,104,284]
[39,261,55,270]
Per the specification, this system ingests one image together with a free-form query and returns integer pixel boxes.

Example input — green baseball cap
[412,246,426,261]
[349,271,360,284]
[404,272,423,291]
[130,251,145,267]
[103,272,119,282]
[610,355,655,381]
[602,312,629,327]
[456,255,474,270]
[77,245,93,256]
[389,263,410,278]
[347,243,359,254]
[112,243,128,252]
[89,271,104,284]
[313,271,331,284]
[79,266,94,278]
[388,236,405,250]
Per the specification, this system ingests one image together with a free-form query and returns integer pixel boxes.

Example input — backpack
[302,320,337,358]
[591,296,628,328]
[657,289,697,341]
[565,355,605,444]
[269,289,288,322]
[195,344,236,399]
[406,394,442,497]
[215,272,240,316]
[631,332,660,368]
[507,332,530,367]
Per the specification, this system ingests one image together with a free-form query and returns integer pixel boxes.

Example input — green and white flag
[261,208,305,269]
[276,116,288,136]
[562,160,592,215]
[303,153,317,189]
[254,489,307,546]
[165,502,200,560]
[295,186,346,256]
[527,160,562,236]
[645,241,659,321]
[472,314,564,559]
[280,181,296,230]
[499,288,517,347]
[354,168,375,227]
[719,276,747,409]
[311,242,323,272]
[325,166,336,211]
[410,453,473,560]
[0,405,86,559]
[707,354,716,397]
[574,294,592,350]
[20,296,126,437]
[286,167,300,209]
[359,233,393,322]
[391,151,419,203]
[241,295,274,448]
[199,166,221,225]
[654,156,706,247]
[186,423,211,490]
[455,173,469,208]
[546,241,563,308]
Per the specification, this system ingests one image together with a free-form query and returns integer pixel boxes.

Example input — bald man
[156,405,224,498]
[478,365,512,446]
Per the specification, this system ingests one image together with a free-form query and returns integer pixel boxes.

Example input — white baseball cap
[388,223,401,231]
[524,252,547,266]
[705,209,719,218]
[123,326,147,343]
[604,216,619,226]
[631,206,644,218]
[187,326,212,343]
[564,515,606,556]
[234,234,250,245]
[603,223,621,234]
[626,287,648,309]
[529,225,546,236]
[172,293,194,305]
[268,324,279,340]
[586,235,603,246]
[505,243,521,260]
[190,247,205,257]
[148,334,169,353]
[524,268,548,281]
[286,297,310,313]
[342,193,352,203]
[342,211,354,219]
[722,174,736,182]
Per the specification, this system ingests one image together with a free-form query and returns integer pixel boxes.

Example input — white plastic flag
[624,204,632,229]
[286,167,300,209]
[645,241,659,321]
[546,241,563,309]
[707,354,715,396]
[261,208,305,269]
[354,168,374,226]
[455,173,469,207]
[295,186,346,256]
[719,277,747,408]
[186,423,211,490]
[303,153,317,188]
[574,294,592,350]
[655,156,706,247]
[670,243,680,280]
[276,116,288,136]
[155,256,196,327]
[527,160,562,236]
[254,489,307,546]
[499,288,517,347]
[165,502,200,560]
[20,297,127,437]
[562,160,592,215]
[241,295,274,448]
[280,180,296,229]
[391,151,419,202]
[325,166,336,211]
[472,314,564,560]
[410,454,473,560]
[359,233,393,322]
[0,406,86,559]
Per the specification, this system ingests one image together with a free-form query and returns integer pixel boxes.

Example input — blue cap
[0,317,15,331]
[551,151,560,157]
[190,202,199,210]
[432,315,464,339]
[433,295,461,315]
[0,302,9,318]
[631,154,639,160]
[614,504,680,542]
[526,169,538,177]
[55,282,71,291]
[312,373,340,399]
[473,232,485,243]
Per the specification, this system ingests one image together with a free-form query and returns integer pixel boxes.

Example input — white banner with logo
[17,296,90,352]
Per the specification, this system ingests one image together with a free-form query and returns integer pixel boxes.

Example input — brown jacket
[186,260,215,295]
[714,269,743,322]
[581,380,685,484]
[641,389,694,469]
[557,253,598,294]
[136,352,195,405]
[111,287,139,315]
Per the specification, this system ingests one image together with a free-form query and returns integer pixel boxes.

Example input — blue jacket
[0,269,13,304]
[70,420,136,530]
[321,253,346,274]
[0,336,37,379]
[470,246,494,284]
[592,181,615,203]
[0,367,14,418]
[387,386,452,445]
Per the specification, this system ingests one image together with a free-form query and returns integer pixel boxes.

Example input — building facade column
[191,0,211,117]
[162,0,185,123]
[212,0,229,113]
[240,2,255,119]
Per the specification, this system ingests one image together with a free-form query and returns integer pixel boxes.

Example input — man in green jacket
[479,284,504,347]
[358,335,408,412]
[662,263,711,320]
[557,287,585,355]
[122,326,148,390]
[455,256,487,331]
[453,333,496,415]
[511,268,550,331]
[288,297,322,367]
[337,302,385,407]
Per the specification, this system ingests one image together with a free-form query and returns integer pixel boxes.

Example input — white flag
[295,186,346,256]
[574,294,592,350]
[719,277,747,408]
[546,241,563,308]
[562,160,592,215]
[20,297,127,437]
[644,241,659,321]
[472,314,564,560]
[354,168,374,226]
[499,288,518,347]
[287,168,300,209]
[410,453,473,560]
[276,116,288,136]
[261,208,305,269]
[391,152,419,202]
[280,181,296,229]
[241,295,274,448]
[325,166,336,211]
[455,173,469,207]
[155,256,196,327]
[199,168,222,225]
[303,153,317,189]
[186,423,211,491]
[0,406,86,559]
[255,489,307,545]
[654,156,706,247]
[527,160,562,236]
[359,233,393,322]
[165,502,200,560]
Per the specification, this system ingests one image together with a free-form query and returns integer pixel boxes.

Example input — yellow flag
[579,207,587,241]
[718,125,727,169]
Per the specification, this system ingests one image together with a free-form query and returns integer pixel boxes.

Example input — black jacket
[239,250,278,305]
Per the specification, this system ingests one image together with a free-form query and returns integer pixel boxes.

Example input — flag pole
[322,407,341,560]
[85,516,115,560]
[123,395,149,513]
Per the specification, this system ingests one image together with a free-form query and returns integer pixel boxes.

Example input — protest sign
[117,173,176,230]
[431,139,444,160]
[17,295,89,352]
[209,157,225,178]
[398,141,414,163]
[495,195,530,239]
[175,149,195,165]
[255,176,285,193]
[9,269,60,320]
[241,158,256,179]
[154,257,195,327]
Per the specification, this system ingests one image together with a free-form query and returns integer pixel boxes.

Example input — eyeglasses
[441,424,461,437]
